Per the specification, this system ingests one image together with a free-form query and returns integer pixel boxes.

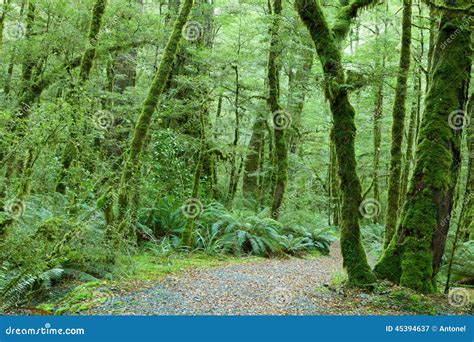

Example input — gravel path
[89,243,376,315]
[85,243,468,316]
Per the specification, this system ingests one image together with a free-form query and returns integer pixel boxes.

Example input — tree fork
[295,0,375,286]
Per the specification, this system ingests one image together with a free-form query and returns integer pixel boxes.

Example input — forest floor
[35,243,468,316]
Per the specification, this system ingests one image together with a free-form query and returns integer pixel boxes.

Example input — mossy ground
[318,278,473,315]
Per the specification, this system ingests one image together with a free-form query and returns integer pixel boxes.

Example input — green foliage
[137,197,186,239]
[0,195,113,309]
[361,223,385,259]
[450,241,474,281]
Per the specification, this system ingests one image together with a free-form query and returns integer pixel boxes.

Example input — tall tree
[287,30,314,154]
[79,0,108,81]
[243,112,266,201]
[374,1,472,292]
[383,0,412,248]
[295,0,377,286]
[116,0,195,238]
[268,0,288,220]
[372,55,385,214]
[56,0,108,194]
[399,69,421,208]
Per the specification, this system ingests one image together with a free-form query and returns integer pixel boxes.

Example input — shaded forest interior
[0,0,473,314]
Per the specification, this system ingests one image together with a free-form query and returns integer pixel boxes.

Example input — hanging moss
[375,3,472,292]
[116,0,195,237]
[295,0,375,286]
[332,0,379,42]
[384,0,412,248]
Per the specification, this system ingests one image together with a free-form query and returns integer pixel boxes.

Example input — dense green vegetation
[0,0,472,314]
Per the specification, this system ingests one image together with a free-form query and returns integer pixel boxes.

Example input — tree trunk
[243,112,266,200]
[459,94,474,240]
[55,0,108,194]
[372,57,384,215]
[384,0,412,248]
[268,0,288,220]
[182,104,207,247]
[116,0,195,237]
[399,69,421,209]
[374,3,471,292]
[227,65,241,204]
[287,32,313,154]
[0,0,10,47]
[330,130,340,226]
[79,0,108,81]
[295,0,375,286]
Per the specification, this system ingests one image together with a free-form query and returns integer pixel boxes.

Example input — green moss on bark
[116,0,195,238]
[295,0,375,286]
[375,4,472,292]
[384,0,412,248]
[79,0,107,81]
[268,0,288,220]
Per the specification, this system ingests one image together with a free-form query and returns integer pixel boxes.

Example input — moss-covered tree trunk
[374,3,472,292]
[287,32,313,154]
[0,0,10,47]
[383,0,412,248]
[116,0,194,236]
[243,113,266,201]
[295,0,375,286]
[399,69,421,208]
[227,65,241,204]
[329,130,340,226]
[460,94,474,240]
[268,0,288,220]
[181,104,207,247]
[56,0,108,194]
[372,57,384,215]
[79,0,107,81]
